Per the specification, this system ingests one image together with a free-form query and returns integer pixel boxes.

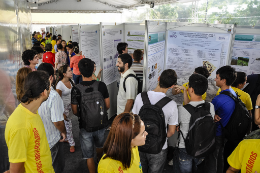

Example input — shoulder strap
[183,104,196,115]
[155,96,172,109]
[123,74,138,92]
[141,92,151,105]
[90,81,100,91]
[220,91,237,101]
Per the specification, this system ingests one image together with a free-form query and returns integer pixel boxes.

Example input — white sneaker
[168,159,173,166]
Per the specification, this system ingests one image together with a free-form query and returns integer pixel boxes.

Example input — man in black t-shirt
[71,58,110,173]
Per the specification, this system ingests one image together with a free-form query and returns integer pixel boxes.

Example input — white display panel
[79,25,100,66]
[231,31,260,75]
[71,25,79,43]
[61,25,71,42]
[125,24,145,54]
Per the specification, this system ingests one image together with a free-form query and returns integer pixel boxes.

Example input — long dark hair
[21,71,50,104]
[56,64,75,87]
[103,113,141,170]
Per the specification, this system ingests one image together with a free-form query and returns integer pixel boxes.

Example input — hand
[59,132,66,142]
[69,49,73,55]
[98,69,103,74]
[175,85,185,93]
[214,115,221,122]
[176,125,180,132]
[63,114,69,121]
[79,51,82,55]
[4,170,10,173]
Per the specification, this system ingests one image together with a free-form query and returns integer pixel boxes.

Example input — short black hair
[72,42,78,49]
[32,33,35,37]
[231,72,246,88]
[195,66,210,78]
[37,63,54,77]
[46,35,50,38]
[216,66,237,86]
[133,49,143,62]
[117,42,128,54]
[45,44,52,51]
[41,39,46,42]
[189,74,208,96]
[118,54,132,68]
[31,46,44,54]
[52,35,56,40]
[78,58,94,78]
[57,44,63,50]
[21,71,50,104]
[34,41,41,47]
[68,41,72,44]
[67,44,73,49]
[159,69,177,88]
[22,50,37,65]
[58,34,61,37]
[50,33,52,35]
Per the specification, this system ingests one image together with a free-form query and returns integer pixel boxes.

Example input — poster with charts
[166,30,231,79]
[80,30,100,65]
[102,29,123,85]
[72,27,79,43]
[232,34,260,75]
[146,32,166,91]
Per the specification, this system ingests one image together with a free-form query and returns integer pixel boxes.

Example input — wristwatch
[255,105,260,109]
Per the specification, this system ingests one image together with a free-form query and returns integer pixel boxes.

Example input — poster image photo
[231,56,249,66]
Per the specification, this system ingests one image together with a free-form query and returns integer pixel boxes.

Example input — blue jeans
[79,128,106,159]
[178,148,204,173]
[73,74,82,85]
[0,123,9,173]
[139,149,167,173]
[50,142,65,173]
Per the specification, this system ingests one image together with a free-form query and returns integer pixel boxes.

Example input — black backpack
[138,92,171,154]
[180,102,216,158]
[220,91,251,141]
[75,81,108,132]
[123,74,142,94]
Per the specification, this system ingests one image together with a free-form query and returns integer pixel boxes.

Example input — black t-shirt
[71,80,109,105]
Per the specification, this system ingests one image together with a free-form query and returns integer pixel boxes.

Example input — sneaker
[168,159,173,166]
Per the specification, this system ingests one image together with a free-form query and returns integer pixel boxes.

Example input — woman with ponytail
[56,64,76,153]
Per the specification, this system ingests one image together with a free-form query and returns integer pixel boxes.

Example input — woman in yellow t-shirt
[98,113,148,173]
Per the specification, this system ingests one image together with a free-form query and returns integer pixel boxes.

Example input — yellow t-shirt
[181,82,207,105]
[216,87,253,110]
[51,40,56,53]
[228,139,260,172]
[98,147,143,173]
[5,104,54,173]
[41,42,45,48]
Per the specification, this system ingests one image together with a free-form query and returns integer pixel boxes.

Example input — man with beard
[37,63,67,173]
[116,53,138,115]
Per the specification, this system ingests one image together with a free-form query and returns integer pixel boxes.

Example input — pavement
[62,115,174,173]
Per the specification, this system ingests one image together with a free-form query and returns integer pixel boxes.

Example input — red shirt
[42,52,55,67]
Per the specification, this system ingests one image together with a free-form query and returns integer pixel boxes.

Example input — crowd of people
[2,31,260,173]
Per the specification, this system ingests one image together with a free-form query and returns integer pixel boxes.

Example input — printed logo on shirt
[246,151,257,173]
[139,162,142,172]
[33,128,44,173]
[118,166,123,173]
[46,56,48,59]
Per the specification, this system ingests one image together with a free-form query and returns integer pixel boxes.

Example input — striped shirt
[38,87,64,149]
[131,62,143,82]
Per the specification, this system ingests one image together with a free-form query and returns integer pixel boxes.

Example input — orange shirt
[70,55,83,75]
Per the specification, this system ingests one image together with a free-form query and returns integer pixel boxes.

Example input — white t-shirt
[56,81,72,106]
[117,69,138,115]
[132,91,178,150]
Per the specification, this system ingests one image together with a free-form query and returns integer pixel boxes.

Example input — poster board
[55,26,62,36]
[100,22,124,119]
[231,26,260,75]
[79,24,101,66]
[124,23,145,55]
[71,25,79,43]
[166,23,234,102]
[143,21,167,91]
[61,25,72,42]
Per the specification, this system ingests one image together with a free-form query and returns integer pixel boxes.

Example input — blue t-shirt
[54,44,58,53]
[67,52,75,70]
[212,88,236,136]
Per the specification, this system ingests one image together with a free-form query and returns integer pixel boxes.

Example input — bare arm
[53,121,66,134]
[104,97,110,110]
[97,69,103,80]
[226,166,240,173]
[255,94,260,125]
[124,99,134,113]
[167,125,176,138]
[71,104,77,115]
[182,89,190,105]
[9,162,25,173]
[56,89,62,97]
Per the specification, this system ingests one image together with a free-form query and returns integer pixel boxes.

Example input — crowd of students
[2,31,260,173]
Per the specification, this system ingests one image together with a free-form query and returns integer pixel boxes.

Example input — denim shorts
[79,128,106,159]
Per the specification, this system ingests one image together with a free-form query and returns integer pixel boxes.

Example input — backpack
[138,92,171,154]
[75,81,108,132]
[123,74,142,94]
[179,102,216,158]
[220,91,251,141]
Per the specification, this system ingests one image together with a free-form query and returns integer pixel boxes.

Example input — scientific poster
[232,34,260,74]
[166,31,231,79]
[146,32,165,91]
[80,30,100,65]
[102,29,123,85]
[126,30,145,54]
[72,27,79,43]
